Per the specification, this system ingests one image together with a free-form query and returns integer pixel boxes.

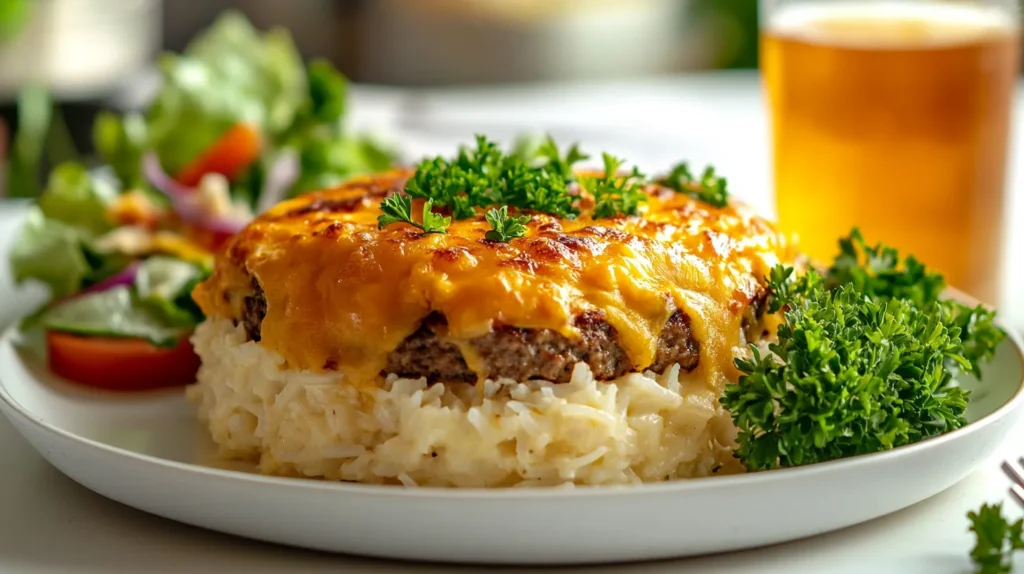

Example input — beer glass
[762,0,1021,304]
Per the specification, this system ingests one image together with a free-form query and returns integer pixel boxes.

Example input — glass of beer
[762,0,1021,304]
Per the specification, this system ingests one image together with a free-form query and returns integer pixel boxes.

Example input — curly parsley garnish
[828,228,1004,377]
[535,136,588,181]
[403,134,580,220]
[657,161,730,208]
[586,153,648,219]
[387,134,742,222]
[721,229,1006,472]
[377,193,451,234]
[484,206,530,242]
[967,502,1024,573]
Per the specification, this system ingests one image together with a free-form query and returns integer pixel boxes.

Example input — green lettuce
[92,111,148,189]
[37,162,117,235]
[23,256,207,345]
[135,256,209,326]
[8,208,93,300]
[8,163,128,300]
[291,135,395,196]
[145,10,306,174]
[35,286,188,347]
[224,55,395,205]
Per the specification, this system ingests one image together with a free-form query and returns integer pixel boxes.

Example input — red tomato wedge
[175,123,262,187]
[47,332,201,391]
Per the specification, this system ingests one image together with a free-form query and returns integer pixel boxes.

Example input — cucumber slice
[39,286,186,348]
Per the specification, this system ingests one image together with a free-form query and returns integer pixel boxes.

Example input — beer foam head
[768,2,1018,47]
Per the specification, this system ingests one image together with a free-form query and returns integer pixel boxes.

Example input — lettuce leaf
[145,11,306,174]
[35,286,187,347]
[291,135,396,196]
[37,162,117,235]
[135,256,208,325]
[302,59,348,126]
[9,164,128,300]
[8,208,92,300]
[92,111,148,190]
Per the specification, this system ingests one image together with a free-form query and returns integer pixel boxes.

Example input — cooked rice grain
[187,319,739,487]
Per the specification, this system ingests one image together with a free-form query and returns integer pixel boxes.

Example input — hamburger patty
[239,284,703,383]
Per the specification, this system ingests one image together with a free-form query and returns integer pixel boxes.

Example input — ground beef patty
[239,283,705,383]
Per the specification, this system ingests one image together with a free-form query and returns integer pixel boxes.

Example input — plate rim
[1,320,1023,501]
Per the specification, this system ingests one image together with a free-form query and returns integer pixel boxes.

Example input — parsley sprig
[828,228,1004,377]
[722,228,1006,471]
[377,193,451,234]
[484,206,530,242]
[657,161,730,207]
[401,135,581,221]
[967,502,1024,573]
[585,153,648,219]
[535,137,588,180]
[380,134,739,226]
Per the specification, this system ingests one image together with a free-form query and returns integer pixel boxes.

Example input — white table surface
[2,71,1024,573]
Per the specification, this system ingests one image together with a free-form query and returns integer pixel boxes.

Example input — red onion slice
[142,152,248,234]
[256,150,299,214]
[71,260,141,301]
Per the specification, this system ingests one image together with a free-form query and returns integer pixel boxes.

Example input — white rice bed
[187,319,739,488]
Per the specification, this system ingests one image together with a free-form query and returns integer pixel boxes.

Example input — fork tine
[1001,460,1024,488]
[999,460,1024,507]
[1012,484,1024,507]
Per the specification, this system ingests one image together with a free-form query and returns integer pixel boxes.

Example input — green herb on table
[967,502,1024,573]
[586,153,648,219]
[657,161,730,208]
[484,206,530,242]
[377,194,450,234]
[721,229,1006,471]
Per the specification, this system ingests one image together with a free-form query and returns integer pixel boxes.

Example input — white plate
[0,326,1022,566]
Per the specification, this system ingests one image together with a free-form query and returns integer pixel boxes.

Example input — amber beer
[764,2,1020,303]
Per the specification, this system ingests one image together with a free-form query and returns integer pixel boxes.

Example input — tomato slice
[175,123,262,187]
[46,332,201,391]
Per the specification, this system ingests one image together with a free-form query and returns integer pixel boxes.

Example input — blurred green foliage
[692,0,759,69]
[0,0,30,44]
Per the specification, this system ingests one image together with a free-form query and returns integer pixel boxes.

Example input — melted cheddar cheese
[193,170,795,390]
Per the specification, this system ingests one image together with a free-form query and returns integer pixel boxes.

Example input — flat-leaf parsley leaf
[967,502,1024,573]
[377,193,451,234]
[657,161,730,208]
[586,153,648,219]
[535,136,589,181]
[484,206,530,242]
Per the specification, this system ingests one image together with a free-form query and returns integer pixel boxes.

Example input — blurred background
[0,0,1023,322]
[0,0,757,173]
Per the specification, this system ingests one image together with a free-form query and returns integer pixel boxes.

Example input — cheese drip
[193,171,794,392]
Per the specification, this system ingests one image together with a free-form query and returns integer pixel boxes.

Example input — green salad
[5,12,395,391]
